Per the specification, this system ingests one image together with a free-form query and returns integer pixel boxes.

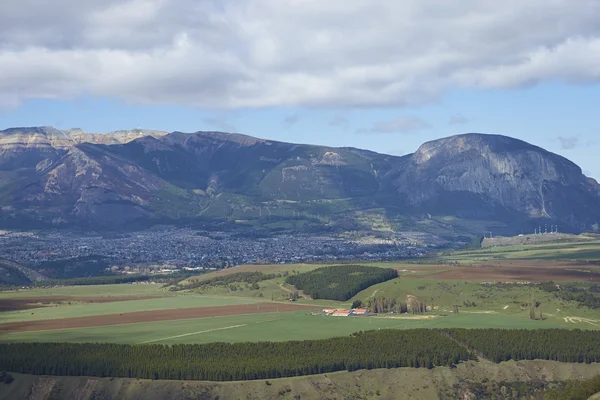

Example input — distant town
[0,228,448,273]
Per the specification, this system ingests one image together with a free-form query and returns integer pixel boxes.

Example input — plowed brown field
[0,302,319,333]
[0,296,165,312]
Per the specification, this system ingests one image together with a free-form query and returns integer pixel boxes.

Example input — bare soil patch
[401,260,600,282]
[0,302,319,333]
[0,296,165,312]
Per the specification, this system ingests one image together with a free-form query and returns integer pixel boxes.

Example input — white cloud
[357,116,431,134]
[0,0,599,108]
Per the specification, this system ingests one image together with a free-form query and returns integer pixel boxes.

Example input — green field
[2,238,600,346]
[440,240,600,262]
[0,308,586,345]
[0,283,167,298]
[0,295,260,324]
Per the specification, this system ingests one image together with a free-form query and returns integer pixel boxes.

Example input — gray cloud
[448,114,469,125]
[357,116,431,135]
[203,117,237,132]
[328,115,348,127]
[0,1,599,108]
[284,113,301,127]
[556,136,579,150]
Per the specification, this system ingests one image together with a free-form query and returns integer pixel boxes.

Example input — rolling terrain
[2,238,600,343]
[1,127,599,235]
[2,238,600,399]
[2,360,599,400]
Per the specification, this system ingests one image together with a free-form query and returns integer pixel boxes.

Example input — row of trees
[446,329,600,364]
[286,265,398,301]
[32,271,198,287]
[173,272,279,291]
[0,330,470,381]
[3,329,600,381]
[356,296,426,314]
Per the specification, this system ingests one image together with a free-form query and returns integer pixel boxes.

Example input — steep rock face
[390,134,600,227]
[0,127,67,170]
[65,128,167,145]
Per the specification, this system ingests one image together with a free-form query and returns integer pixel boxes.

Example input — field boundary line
[137,324,248,344]
[136,317,281,344]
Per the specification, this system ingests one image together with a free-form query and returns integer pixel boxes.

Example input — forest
[285,265,398,301]
[446,329,600,363]
[2,329,600,382]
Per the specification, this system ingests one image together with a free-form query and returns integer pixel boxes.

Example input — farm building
[322,309,337,315]
[352,308,369,315]
[332,309,351,317]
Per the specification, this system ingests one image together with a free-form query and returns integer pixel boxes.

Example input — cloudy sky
[1,1,599,178]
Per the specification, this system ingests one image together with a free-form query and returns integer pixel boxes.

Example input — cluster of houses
[322,308,369,317]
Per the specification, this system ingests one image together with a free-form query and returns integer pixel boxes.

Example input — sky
[0,1,599,179]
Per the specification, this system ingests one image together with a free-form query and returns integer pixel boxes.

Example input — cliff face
[388,134,600,227]
[0,128,598,233]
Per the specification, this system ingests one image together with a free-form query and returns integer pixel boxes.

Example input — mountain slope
[106,131,395,200]
[0,127,598,235]
[387,134,600,230]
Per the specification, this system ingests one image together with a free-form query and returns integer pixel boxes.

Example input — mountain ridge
[0,126,598,236]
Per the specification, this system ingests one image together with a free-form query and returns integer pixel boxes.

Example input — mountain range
[0,126,598,237]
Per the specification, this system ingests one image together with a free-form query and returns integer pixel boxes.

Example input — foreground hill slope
[0,127,598,234]
[1,360,599,400]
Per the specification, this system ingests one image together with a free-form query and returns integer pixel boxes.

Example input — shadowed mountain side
[0,127,598,235]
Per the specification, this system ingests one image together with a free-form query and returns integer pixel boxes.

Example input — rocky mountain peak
[0,128,598,233]
[414,133,538,164]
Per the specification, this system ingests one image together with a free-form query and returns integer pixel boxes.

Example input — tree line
[285,265,398,301]
[0,330,470,381]
[32,271,198,287]
[2,329,600,381]
[353,296,426,314]
[446,329,600,364]
[172,271,281,291]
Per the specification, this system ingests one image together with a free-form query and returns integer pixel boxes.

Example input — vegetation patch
[0,329,472,381]
[286,265,398,301]
[172,271,280,291]
[3,329,600,382]
[446,329,600,363]
[544,375,600,400]
[540,281,600,309]
[34,272,196,287]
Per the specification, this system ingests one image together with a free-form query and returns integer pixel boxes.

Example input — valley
[2,129,600,399]
[2,234,600,398]
[2,2,600,398]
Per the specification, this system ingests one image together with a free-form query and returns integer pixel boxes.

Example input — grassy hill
[2,360,600,400]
